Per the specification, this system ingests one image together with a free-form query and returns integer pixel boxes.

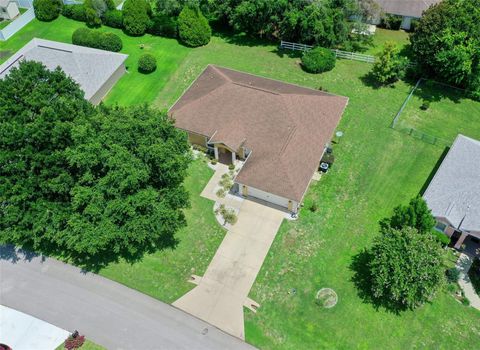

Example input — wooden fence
[280,40,376,64]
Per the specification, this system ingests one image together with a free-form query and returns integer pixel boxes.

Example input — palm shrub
[301,47,336,73]
[177,6,211,47]
[33,0,63,21]
[123,0,151,36]
[370,41,407,84]
[138,54,157,73]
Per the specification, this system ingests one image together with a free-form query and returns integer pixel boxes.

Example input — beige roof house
[170,65,348,212]
[371,0,441,29]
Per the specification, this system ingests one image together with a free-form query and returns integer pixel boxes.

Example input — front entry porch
[214,144,235,165]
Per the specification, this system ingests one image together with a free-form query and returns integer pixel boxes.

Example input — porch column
[214,146,219,160]
[231,151,236,164]
[454,232,469,249]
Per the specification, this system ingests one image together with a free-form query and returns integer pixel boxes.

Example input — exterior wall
[6,2,19,19]
[188,132,207,146]
[400,16,413,30]
[89,63,126,105]
[237,182,298,212]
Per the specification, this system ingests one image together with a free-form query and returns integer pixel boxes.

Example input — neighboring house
[0,38,128,104]
[169,65,348,213]
[0,0,20,20]
[423,134,480,249]
[372,0,441,30]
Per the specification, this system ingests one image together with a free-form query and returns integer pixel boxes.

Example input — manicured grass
[99,157,226,303]
[395,79,480,143]
[156,33,480,349]
[365,28,410,56]
[0,17,190,106]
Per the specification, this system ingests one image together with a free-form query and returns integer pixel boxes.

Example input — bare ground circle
[316,288,338,308]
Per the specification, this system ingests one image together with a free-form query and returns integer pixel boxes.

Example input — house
[0,38,128,104]
[0,0,19,20]
[372,0,441,30]
[423,134,480,249]
[169,65,348,213]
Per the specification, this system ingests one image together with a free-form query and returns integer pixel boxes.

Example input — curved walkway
[0,245,256,350]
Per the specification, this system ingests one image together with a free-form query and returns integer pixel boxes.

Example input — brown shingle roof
[169,65,348,202]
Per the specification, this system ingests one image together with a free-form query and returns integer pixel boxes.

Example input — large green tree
[0,61,92,250]
[369,227,444,310]
[122,0,151,36]
[380,195,436,234]
[370,41,407,84]
[410,0,480,96]
[0,61,192,267]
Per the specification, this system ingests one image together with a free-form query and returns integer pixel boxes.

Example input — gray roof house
[0,38,128,104]
[371,0,442,30]
[423,134,480,248]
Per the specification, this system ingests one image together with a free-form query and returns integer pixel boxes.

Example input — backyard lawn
[394,79,480,144]
[2,16,480,349]
[365,27,410,56]
[0,17,190,106]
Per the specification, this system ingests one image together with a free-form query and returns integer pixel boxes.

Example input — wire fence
[392,125,451,147]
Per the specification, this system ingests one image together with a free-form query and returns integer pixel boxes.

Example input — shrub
[446,267,460,283]
[123,0,151,36]
[420,101,430,110]
[62,4,86,22]
[85,7,102,27]
[104,9,123,28]
[64,334,85,350]
[216,188,226,198]
[34,0,62,21]
[211,159,217,165]
[72,27,123,52]
[178,6,211,47]
[148,15,177,38]
[138,54,157,73]
[301,47,336,74]
[370,41,407,85]
[228,163,235,171]
[309,201,318,212]
[431,229,450,245]
[381,14,402,30]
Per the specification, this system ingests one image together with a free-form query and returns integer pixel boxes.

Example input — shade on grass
[0,17,190,106]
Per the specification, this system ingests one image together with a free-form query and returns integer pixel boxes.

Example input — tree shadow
[212,27,274,48]
[413,82,464,105]
[418,146,450,196]
[350,249,409,314]
[271,47,304,59]
[0,244,43,263]
[360,71,382,89]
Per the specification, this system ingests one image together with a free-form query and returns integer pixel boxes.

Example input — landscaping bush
[178,6,211,47]
[85,6,102,27]
[301,47,336,74]
[420,101,430,110]
[104,9,123,28]
[123,0,151,36]
[370,41,407,85]
[468,258,480,294]
[228,163,235,171]
[309,201,318,212]
[62,4,86,22]
[381,14,402,30]
[72,27,123,52]
[147,14,177,38]
[33,0,63,22]
[431,229,450,245]
[138,54,157,73]
[446,267,460,283]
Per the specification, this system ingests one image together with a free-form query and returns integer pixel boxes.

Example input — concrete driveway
[173,199,285,339]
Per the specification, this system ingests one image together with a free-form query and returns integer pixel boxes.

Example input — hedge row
[72,27,123,52]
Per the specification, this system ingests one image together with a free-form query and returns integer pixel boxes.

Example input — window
[435,221,447,232]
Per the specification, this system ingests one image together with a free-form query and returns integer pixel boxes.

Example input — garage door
[247,186,290,208]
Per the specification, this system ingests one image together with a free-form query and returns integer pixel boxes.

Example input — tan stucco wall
[188,132,207,146]
[89,63,126,105]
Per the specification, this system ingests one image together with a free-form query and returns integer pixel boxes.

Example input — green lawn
[365,28,410,56]
[0,17,190,106]
[156,33,480,349]
[99,157,226,303]
[395,79,480,144]
[3,17,480,349]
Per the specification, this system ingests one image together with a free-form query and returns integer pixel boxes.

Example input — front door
[218,147,233,165]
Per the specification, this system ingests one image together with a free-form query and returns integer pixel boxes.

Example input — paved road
[0,245,256,350]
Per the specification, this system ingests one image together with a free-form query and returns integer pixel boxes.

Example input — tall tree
[369,227,444,310]
[370,41,407,84]
[410,0,480,96]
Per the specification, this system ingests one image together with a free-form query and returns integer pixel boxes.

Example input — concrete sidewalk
[456,253,480,310]
[174,166,285,339]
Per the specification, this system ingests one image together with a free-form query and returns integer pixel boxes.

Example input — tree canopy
[370,41,406,85]
[410,0,480,97]
[368,227,444,310]
[380,195,436,234]
[122,0,151,36]
[178,5,211,47]
[0,61,191,268]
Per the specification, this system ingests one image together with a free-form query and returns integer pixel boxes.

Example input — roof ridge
[210,64,233,82]
[231,81,280,95]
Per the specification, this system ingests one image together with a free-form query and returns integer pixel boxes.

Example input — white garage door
[247,186,290,208]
